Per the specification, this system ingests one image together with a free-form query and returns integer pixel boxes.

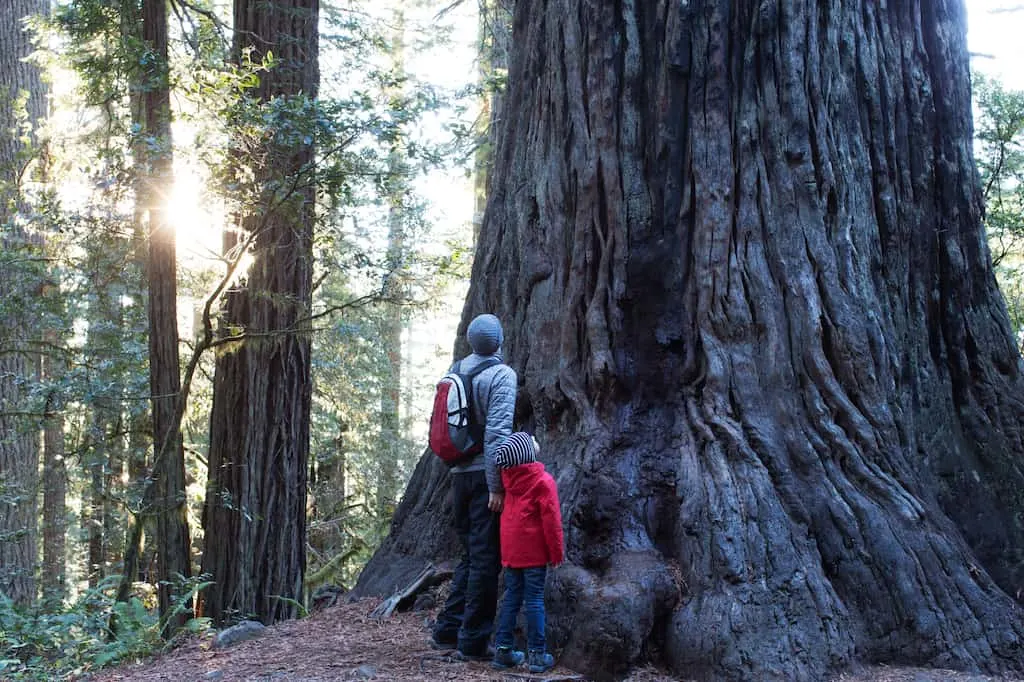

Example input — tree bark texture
[41,337,67,604]
[0,0,47,607]
[0,0,46,183]
[139,0,192,628]
[201,0,318,626]
[378,10,408,520]
[358,1,1024,680]
[473,0,514,244]
[128,410,157,582]
[41,413,66,603]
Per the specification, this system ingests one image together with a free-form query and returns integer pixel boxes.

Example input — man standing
[432,313,517,659]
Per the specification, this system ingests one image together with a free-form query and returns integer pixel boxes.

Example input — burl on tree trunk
[356,1,1024,680]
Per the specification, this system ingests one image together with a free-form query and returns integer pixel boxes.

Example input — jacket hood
[503,461,548,496]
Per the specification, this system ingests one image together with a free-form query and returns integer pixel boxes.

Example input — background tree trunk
[41,403,66,603]
[129,410,156,583]
[377,8,408,521]
[0,0,47,608]
[472,0,513,244]
[103,418,125,574]
[0,0,45,176]
[139,0,192,630]
[200,0,319,626]
[41,325,67,605]
[81,279,124,586]
[357,1,1024,679]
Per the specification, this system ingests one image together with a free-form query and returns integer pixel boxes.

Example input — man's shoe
[455,644,495,661]
[491,646,525,669]
[528,650,554,673]
[430,635,457,651]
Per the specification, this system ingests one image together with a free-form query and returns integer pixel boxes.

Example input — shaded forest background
[1,0,488,676]
[1,0,1023,680]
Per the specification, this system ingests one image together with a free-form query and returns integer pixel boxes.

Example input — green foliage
[976,73,1024,262]
[975,72,1024,341]
[268,594,307,619]
[298,3,479,586]
[4,0,477,651]
[0,576,210,680]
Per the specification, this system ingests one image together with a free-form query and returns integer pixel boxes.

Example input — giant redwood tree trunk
[357,1,1024,679]
[200,0,318,626]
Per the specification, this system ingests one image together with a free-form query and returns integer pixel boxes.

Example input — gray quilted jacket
[449,352,517,493]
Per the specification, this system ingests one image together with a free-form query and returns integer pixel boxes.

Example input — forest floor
[83,598,1023,682]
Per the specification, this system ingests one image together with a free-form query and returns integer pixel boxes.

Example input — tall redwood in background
[113,0,192,629]
[358,2,1024,679]
[141,0,192,627]
[0,0,47,608]
[201,0,319,625]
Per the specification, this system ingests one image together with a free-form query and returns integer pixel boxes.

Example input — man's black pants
[433,469,500,655]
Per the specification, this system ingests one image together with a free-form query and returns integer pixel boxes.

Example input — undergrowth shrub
[0,576,210,680]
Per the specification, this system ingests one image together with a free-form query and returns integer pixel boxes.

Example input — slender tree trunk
[84,420,108,586]
[200,0,319,626]
[358,2,1024,680]
[82,408,126,586]
[41,390,66,604]
[377,9,407,520]
[124,11,155,583]
[82,285,122,586]
[377,304,401,518]
[335,433,346,520]
[40,305,66,605]
[0,0,46,609]
[103,415,125,573]
[472,0,513,244]
[127,410,155,582]
[309,428,347,573]
[135,0,192,630]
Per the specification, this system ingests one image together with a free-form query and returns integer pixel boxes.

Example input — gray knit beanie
[495,432,537,469]
[467,313,503,356]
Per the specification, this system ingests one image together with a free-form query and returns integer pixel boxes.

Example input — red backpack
[429,357,501,465]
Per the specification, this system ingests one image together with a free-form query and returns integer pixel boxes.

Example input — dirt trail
[84,599,1023,682]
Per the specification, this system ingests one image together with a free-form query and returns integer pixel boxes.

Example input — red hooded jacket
[500,462,564,568]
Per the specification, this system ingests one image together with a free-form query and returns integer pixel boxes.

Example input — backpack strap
[458,356,502,429]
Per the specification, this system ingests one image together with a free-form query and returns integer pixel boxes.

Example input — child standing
[491,432,564,673]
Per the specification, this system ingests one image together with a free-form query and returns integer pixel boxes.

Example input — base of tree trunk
[369,563,453,619]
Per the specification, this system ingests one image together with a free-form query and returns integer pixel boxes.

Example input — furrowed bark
[200,0,318,626]
[358,2,1024,680]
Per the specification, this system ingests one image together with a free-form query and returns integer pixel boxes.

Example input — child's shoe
[491,646,525,669]
[528,650,554,673]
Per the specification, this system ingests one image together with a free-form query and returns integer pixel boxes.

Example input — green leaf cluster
[975,72,1024,340]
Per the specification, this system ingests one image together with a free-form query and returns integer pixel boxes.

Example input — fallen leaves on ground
[82,599,1024,682]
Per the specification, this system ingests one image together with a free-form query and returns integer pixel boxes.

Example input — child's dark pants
[495,565,547,652]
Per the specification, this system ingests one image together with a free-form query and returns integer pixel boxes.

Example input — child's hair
[495,432,537,468]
